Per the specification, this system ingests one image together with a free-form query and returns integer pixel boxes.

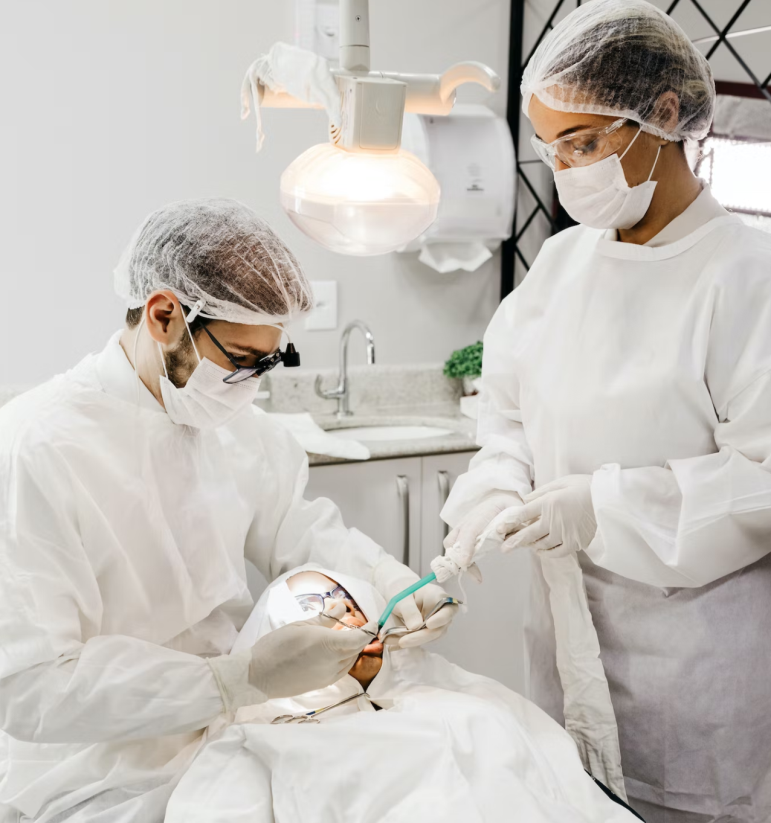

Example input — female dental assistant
[442,1,771,821]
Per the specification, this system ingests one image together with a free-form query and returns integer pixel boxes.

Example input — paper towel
[418,242,493,273]
[269,413,370,461]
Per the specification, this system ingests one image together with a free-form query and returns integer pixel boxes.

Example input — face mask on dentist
[554,124,662,230]
[149,316,263,430]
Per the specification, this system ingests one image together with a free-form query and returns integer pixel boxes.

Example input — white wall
[0,0,511,384]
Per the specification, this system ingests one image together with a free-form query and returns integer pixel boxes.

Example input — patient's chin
[348,653,383,687]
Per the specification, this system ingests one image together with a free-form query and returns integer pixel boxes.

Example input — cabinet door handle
[437,471,451,546]
[396,475,410,567]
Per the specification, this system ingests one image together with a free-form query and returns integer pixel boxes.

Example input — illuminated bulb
[280,143,441,256]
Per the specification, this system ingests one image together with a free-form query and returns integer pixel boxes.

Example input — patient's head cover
[233,564,390,688]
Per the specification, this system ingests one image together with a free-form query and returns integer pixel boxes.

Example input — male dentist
[0,199,455,822]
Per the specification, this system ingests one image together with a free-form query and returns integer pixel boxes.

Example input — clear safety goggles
[295,584,361,616]
[530,118,629,170]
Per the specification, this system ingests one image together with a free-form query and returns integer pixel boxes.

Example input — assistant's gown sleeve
[242,420,390,585]
[587,254,771,588]
[0,446,225,744]
[442,299,536,527]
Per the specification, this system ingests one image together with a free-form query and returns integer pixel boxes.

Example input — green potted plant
[444,341,483,397]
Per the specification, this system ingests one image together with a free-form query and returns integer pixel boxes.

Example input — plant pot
[462,376,481,396]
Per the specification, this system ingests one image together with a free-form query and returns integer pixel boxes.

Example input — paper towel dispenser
[399,104,516,272]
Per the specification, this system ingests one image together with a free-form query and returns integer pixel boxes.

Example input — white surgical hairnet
[521,0,715,142]
[114,198,314,325]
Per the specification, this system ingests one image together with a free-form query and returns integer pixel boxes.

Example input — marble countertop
[307,406,479,466]
[261,364,479,466]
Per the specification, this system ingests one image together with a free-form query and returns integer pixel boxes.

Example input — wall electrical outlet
[305,280,338,331]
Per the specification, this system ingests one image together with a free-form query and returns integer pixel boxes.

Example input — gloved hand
[485,475,596,557]
[372,557,458,649]
[209,615,373,711]
[443,493,523,574]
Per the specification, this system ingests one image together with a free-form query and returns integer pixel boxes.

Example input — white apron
[445,214,771,822]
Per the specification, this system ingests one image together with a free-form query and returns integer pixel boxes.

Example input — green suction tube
[377,572,437,628]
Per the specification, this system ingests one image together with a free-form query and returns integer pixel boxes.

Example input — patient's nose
[323,597,347,619]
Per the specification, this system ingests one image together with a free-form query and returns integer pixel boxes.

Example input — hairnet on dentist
[521,0,715,142]
[114,198,315,325]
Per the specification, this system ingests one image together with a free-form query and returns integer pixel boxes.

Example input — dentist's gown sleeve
[587,256,771,587]
[442,301,536,527]
[0,445,225,744]
[243,420,389,584]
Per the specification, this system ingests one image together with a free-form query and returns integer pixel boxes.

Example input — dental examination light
[242,0,501,256]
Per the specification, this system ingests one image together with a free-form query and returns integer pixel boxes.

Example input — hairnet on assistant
[114,198,314,325]
[521,0,715,142]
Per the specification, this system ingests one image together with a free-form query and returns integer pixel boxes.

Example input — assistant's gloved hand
[372,557,457,649]
[208,615,372,711]
[485,475,596,557]
[442,493,523,575]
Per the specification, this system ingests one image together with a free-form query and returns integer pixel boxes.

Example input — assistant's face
[287,571,384,686]
[528,95,661,185]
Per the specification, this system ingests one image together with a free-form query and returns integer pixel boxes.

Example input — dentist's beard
[164,331,198,388]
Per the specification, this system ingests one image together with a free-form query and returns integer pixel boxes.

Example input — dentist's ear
[145,291,186,349]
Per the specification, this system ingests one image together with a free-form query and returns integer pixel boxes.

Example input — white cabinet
[419,453,473,571]
[306,452,527,694]
[305,457,423,574]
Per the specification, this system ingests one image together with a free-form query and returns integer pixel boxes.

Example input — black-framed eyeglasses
[200,325,301,384]
[294,585,361,616]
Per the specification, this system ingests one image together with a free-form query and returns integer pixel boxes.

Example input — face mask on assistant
[554,124,662,230]
[157,315,264,430]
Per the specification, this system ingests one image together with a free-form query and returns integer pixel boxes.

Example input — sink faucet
[315,320,375,418]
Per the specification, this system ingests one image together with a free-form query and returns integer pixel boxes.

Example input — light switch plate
[305,280,338,331]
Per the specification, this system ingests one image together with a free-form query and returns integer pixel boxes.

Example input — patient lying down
[165,564,640,823]
[288,569,385,690]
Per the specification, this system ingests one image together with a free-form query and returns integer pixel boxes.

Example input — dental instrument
[377,572,437,629]
[377,571,464,630]
[271,692,369,724]
[321,611,379,638]
[380,597,461,641]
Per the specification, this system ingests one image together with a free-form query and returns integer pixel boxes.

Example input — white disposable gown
[0,333,387,823]
[164,565,640,823]
[444,210,771,822]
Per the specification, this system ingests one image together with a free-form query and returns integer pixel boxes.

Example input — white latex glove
[209,615,373,711]
[485,475,597,557]
[241,42,342,151]
[372,557,458,649]
[443,493,523,574]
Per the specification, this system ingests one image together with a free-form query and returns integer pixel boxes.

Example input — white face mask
[157,321,262,430]
[554,125,662,230]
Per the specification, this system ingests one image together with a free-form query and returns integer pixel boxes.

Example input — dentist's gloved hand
[208,615,371,711]
[486,475,596,557]
[443,493,523,574]
[372,557,457,649]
